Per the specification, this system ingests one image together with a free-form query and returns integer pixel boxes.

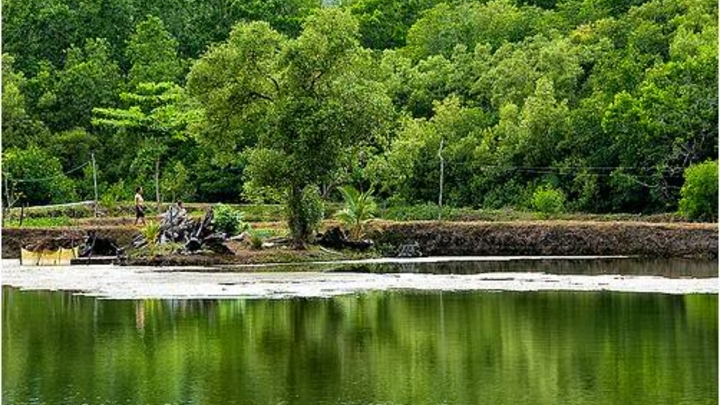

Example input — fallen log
[317,227,374,251]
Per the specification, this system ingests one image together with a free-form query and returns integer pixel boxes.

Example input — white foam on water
[1,258,716,299]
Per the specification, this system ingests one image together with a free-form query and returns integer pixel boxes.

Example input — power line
[467,165,686,177]
[474,165,686,171]
[2,161,90,184]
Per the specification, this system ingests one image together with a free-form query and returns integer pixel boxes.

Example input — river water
[2,259,718,405]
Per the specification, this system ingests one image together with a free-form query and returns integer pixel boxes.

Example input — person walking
[134,187,146,226]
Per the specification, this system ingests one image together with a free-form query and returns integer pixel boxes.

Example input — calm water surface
[3,273,718,405]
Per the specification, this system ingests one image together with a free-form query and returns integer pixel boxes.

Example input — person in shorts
[134,187,146,226]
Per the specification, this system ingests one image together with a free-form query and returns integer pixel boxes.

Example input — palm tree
[335,185,378,240]
[140,221,162,256]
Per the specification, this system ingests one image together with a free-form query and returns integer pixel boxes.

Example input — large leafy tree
[2,54,51,149]
[3,0,136,74]
[341,0,440,50]
[93,82,197,205]
[404,0,555,60]
[2,0,716,217]
[188,9,394,245]
[30,38,123,133]
[2,146,78,205]
[126,16,185,87]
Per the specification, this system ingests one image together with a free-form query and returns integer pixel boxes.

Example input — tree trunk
[287,184,308,249]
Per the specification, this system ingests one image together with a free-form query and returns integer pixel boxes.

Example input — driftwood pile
[132,207,232,255]
[80,230,123,257]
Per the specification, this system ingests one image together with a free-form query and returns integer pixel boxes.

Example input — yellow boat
[20,247,79,266]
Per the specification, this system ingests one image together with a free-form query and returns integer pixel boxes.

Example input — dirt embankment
[2,226,137,259]
[368,220,718,259]
[2,220,717,259]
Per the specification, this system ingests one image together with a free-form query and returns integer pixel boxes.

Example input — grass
[4,201,693,230]
[2,216,76,227]
[128,242,184,259]
[380,203,687,223]
[7,202,344,221]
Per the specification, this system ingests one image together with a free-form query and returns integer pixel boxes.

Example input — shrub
[384,203,440,221]
[248,230,264,250]
[335,186,378,240]
[100,180,130,216]
[140,221,162,256]
[531,185,566,216]
[2,146,78,205]
[679,160,718,222]
[213,204,250,236]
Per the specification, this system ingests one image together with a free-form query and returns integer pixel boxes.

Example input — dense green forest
[2,0,717,219]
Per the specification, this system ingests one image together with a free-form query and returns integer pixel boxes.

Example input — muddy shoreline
[2,220,717,262]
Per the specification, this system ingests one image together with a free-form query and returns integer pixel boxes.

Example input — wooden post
[3,176,10,222]
[155,158,161,213]
[19,203,25,227]
[437,139,444,221]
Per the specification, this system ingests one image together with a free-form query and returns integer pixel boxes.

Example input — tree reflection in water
[2,286,717,405]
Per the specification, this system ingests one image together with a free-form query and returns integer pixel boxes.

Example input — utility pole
[155,158,161,213]
[438,139,444,221]
[91,152,98,217]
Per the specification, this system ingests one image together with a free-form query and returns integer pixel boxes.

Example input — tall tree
[341,0,440,50]
[2,54,51,149]
[188,10,394,245]
[32,38,123,133]
[126,16,184,87]
[93,82,197,206]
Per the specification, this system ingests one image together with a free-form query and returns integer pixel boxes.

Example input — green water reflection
[3,287,717,405]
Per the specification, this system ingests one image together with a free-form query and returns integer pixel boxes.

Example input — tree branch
[308,70,326,92]
[249,91,274,102]
[267,75,280,93]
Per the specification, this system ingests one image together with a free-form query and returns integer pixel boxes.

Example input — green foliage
[2,54,51,149]
[3,216,74,228]
[383,203,445,221]
[213,204,250,236]
[2,146,77,205]
[93,81,197,203]
[342,0,440,50]
[126,16,184,87]
[335,186,378,240]
[34,38,123,133]
[161,161,194,202]
[678,160,718,222]
[140,221,162,242]
[532,185,566,216]
[140,221,162,255]
[45,128,100,173]
[248,230,264,250]
[2,0,717,217]
[100,180,132,216]
[405,0,553,60]
[189,9,393,244]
